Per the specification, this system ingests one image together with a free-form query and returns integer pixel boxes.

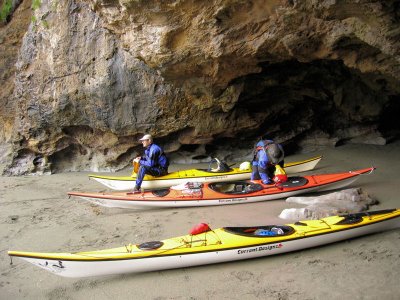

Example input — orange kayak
[68,167,375,209]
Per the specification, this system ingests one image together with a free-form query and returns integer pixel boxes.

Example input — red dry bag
[189,223,211,235]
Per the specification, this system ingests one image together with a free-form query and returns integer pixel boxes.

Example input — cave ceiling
[0,0,399,174]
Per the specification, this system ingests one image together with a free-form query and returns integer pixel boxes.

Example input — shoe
[132,185,141,194]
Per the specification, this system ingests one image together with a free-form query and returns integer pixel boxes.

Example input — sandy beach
[1,142,399,300]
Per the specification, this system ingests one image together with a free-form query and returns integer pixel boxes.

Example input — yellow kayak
[8,208,399,278]
[89,155,322,190]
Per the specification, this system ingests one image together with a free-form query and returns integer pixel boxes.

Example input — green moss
[31,0,42,27]
[0,0,13,22]
[41,19,49,29]
[32,0,42,11]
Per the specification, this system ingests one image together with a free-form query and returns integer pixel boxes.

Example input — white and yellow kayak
[89,156,322,191]
[8,208,400,278]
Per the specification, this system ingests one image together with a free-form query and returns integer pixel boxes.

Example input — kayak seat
[206,158,233,173]
[224,225,295,237]
[151,189,170,197]
[209,181,263,194]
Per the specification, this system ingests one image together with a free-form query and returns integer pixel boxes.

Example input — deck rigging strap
[349,167,375,175]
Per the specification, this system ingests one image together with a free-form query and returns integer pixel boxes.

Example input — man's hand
[133,157,140,163]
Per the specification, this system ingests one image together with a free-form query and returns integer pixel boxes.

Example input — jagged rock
[0,0,32,160]
[1,0,399,174]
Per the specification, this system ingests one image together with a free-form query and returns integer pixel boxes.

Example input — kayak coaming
[88,156,322,191]
[8,209,400,277]
[69,167,374,209]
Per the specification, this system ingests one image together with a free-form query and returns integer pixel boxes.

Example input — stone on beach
[279,188,379,220]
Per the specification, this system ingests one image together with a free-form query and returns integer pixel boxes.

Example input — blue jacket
[140,143,169,169]
[252,139,275,169]
[253,149,269,169]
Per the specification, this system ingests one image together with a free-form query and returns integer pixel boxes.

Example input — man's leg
[145,166,163,177]
[251,163,260,180]
[267,165,276,180]
[258,166,272,184]
[134,166,165,192]
[133,165,147,192]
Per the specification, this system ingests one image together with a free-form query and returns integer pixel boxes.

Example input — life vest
[146,143,169,169]
[254,139,274,153]
[158,151,169,169]
[254,140,284,165]
[273,164,288,183]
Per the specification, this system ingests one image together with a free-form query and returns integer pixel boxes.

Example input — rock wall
[0,0,31,161]
[1,0,399,174]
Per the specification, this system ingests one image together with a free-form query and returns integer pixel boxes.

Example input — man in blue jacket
[133,134,169,193]
[251,139,284,184]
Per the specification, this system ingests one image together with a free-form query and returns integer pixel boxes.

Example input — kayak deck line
[349,166,376,175]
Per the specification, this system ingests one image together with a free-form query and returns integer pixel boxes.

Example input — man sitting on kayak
[251,138,285,184]
[132,134,169,193]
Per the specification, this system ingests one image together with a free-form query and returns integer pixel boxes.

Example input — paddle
[133,160,139,174]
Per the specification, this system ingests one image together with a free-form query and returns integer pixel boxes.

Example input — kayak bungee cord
[71,229,223,258]
[188,226,222,247]
[349,166,376,175]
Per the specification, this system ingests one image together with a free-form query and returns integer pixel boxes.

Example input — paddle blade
[132,161,139,174]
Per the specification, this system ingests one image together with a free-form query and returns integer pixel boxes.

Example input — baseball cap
[139,134,153,141]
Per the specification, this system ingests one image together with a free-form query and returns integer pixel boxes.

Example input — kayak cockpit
[334,208,398,225]
[208,181,263,194]
[223,225,295,237]
[196,168,235,174]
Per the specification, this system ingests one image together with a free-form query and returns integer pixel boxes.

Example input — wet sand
[1,142,399,299]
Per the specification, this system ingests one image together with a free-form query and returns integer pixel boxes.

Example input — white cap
[139,134,153,141]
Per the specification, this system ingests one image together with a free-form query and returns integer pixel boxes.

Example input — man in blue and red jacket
[133,134,169,193]
[251,139,284,184]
